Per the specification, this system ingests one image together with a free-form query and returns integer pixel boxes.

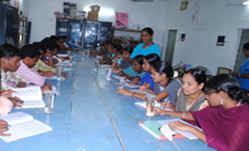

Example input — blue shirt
[111,53,123,64]
[123,66,145,78]
[238,59,249,91]
[130,43,161,58]
[140,72,154,90]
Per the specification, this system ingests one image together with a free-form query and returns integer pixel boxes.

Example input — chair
[216,67,232,75]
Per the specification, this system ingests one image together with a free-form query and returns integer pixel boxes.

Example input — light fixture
[243,0,249,5]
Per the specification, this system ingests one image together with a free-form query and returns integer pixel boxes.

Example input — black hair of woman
[155,62,174,79]
[186,68,207,86]
[145,54,161,69]
[142,27,154,36]
[133,55,144,65]
[206,74,249,105]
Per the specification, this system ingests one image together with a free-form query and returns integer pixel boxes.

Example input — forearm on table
[167,111,195,121]
[188,127,206,143]
[133,92,146,100]
[155,91,168,102]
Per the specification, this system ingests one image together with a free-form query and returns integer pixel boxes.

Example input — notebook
[0,112,52,142]
[12,86,45,108]
[139,120,185,140]
[159,119,203,140]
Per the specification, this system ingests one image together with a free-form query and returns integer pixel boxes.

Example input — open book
[139,120,185,140]
[139,118,203,140]
[0,112,52,142]
[12,86,45,108]
[159,118,203,140]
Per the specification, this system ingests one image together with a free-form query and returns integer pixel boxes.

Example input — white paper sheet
[0,119,52,143]
[159,118,203,140]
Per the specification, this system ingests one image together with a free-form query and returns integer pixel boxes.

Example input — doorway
[234,29,249,72]
[165,30,177,65]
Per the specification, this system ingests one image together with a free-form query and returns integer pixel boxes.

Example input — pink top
[16,61,45,86]
[191,106,249,151]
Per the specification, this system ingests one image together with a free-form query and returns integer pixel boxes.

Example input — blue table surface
[0,53,216,151]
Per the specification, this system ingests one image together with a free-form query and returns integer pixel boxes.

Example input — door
[234,29,249,72]
[165,30,177,65]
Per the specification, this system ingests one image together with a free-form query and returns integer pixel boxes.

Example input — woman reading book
[161,74,249,151]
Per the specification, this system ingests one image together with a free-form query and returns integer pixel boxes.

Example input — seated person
[0,44,29,89]
[32,42,56,77]
[112,47,132,73]
[100,42,121,65]
[117,62,181,106]
[55,36,80,52]
[16,45,45,86]
[140,54,161,91]
[154,68,208,115]
[167,74,249,151]
[0,44,52,94]
[35,42,67,78]
[41,38,60,67]
[121,55,145,84]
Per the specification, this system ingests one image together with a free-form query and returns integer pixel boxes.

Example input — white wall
[24,0,169,52]
[23,0,249,74]
[163,0,249,74]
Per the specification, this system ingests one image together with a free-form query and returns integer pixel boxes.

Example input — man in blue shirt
[233,42,249,91]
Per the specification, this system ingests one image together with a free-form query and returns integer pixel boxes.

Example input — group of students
[91,27,249,151]
[0,26,248,150]
[0,35,71,136]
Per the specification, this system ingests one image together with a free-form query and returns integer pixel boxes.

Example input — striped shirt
[16,61,45,86]
[34,59,57,73]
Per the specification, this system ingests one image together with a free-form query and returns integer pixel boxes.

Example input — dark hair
[0,43,19,59]
[243,42,249,51]
[113,44,122,53]
[185,68,206,86]
[206,74,249,105]
[121,47,133,54]
[133,55,144,65]
[105,40,112,45]
[32,42,44,53]
[155,62,173,79]
[56,36,67,40]
[42,38,60,51]
[50,35,57,40]
[20,45,40,59]
[145,54,161,69]
[142,27,154,36]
